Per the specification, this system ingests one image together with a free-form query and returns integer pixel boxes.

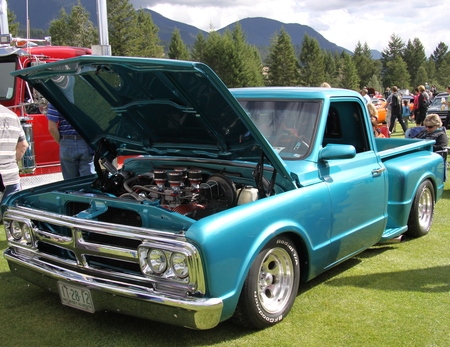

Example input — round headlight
[148,249,167,274]
[10,221,22,240]
[171,252,189,278]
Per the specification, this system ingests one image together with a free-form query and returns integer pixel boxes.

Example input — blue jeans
[1,183,20,205]
[60,138,95,180]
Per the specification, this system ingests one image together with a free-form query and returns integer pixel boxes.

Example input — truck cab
[0,34,91,186]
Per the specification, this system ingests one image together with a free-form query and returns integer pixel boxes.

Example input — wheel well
[428,177,437,202]
[279,231,310,283]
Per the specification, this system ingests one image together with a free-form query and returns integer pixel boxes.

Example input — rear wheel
[406,180,435,237]
[232,236,300,329]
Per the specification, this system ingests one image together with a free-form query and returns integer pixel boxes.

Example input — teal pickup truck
[2,56,445,330]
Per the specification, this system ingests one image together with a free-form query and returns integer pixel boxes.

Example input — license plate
[58,282,95,313]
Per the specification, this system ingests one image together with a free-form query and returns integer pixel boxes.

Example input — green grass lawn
[1,130,449,346]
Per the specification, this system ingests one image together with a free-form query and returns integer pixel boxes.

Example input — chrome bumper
[4,248,223,330]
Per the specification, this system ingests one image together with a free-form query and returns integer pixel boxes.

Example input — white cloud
[130,0,449,55]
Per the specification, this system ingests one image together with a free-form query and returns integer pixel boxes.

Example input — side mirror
[319,144,356,160]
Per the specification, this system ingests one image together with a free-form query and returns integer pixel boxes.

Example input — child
[402,100,412,125]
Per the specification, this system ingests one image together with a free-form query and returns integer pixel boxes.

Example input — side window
[0,56,16,100]
[323,101,370,153]
[324,106,342,138]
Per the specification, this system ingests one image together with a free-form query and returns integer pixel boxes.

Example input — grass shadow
[300,245,394,294]
[440,184,450,200]
[324,265,450,293]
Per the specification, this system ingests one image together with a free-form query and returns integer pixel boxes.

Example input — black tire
[232,236,300,329]
[406,180,435,237]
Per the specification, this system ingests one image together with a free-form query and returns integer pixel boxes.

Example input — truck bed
[375,137,436,160]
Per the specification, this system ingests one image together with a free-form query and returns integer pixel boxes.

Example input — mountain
[7,1,381,59]
[218,17,350,54]
[146,9,204,46]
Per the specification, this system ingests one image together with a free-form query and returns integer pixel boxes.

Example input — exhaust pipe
[378,235,404,244]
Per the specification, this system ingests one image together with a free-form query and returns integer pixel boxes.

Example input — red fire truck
[0,36,92,187]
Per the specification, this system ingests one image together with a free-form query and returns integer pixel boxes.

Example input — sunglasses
[425,125,436,129]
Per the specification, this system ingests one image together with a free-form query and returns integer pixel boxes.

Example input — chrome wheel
[232,236,300,329]
[407,180,435,238]
[418,185,433,229]
[257,247,294,314]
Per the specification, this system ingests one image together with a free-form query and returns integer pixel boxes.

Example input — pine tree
[323,51,337,87]
[367,74,383,94]
[130,9,163,58]
[48,8,71,45]
[202,30,227,78]
[266,28,300,86]
[403,38,426,88]
[414,66,428,89]
[386,55,410,89]
[246,46,265,87]
[331,51,344,87]
[200,24,264,88]
[423,60,437,87]
[353,41,378,89]
[339,52,359,90]
[168,28,190,60]
[381,34,405,86]
[48,1,97,47]
[430,42,448,70]
[191,32,207,62]
[436,54,450,87]
[7,9,19,37]
[107,0,137,56]
[299,34,324,86]
[224,24,264,87]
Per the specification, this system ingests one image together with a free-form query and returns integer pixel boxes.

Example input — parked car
[2,56,445,330]
[371,98,387,123]
[427,92,449,127]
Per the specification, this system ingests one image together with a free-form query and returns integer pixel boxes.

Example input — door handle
[372,167,386,177]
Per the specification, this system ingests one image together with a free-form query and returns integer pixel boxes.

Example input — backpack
[421,92,431,109]
[391,93,402,115]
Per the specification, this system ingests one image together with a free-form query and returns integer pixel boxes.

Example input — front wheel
[232,236,300,329]
[406,180,435,237]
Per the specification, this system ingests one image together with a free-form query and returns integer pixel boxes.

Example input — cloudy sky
[130,0,448,56]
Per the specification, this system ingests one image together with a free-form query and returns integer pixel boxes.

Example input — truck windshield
[237,99,320,159]
[0,60,16,100]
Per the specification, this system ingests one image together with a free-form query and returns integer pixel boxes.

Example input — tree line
[8,0,450,93]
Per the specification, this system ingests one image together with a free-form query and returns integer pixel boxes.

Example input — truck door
[321,101,388,267]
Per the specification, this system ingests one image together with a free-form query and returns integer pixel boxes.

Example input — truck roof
[230,87,362,100]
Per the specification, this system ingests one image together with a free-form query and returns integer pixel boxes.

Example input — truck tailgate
[375,137,435,160]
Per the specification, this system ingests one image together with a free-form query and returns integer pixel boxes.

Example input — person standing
[416,85,428,126]
[442,86,450,129]
[0,105,29,205]
[360,89,371,104]
[47,103,95,180]
[402,99,411,127]
[412,87,420,124]
[387,86,407,133]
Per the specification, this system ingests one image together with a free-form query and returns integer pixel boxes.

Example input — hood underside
[13,56,295,187]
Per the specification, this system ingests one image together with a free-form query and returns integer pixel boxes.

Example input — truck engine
[94,166,243,220]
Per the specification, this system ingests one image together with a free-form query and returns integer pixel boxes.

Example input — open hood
[13,56,295,187]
